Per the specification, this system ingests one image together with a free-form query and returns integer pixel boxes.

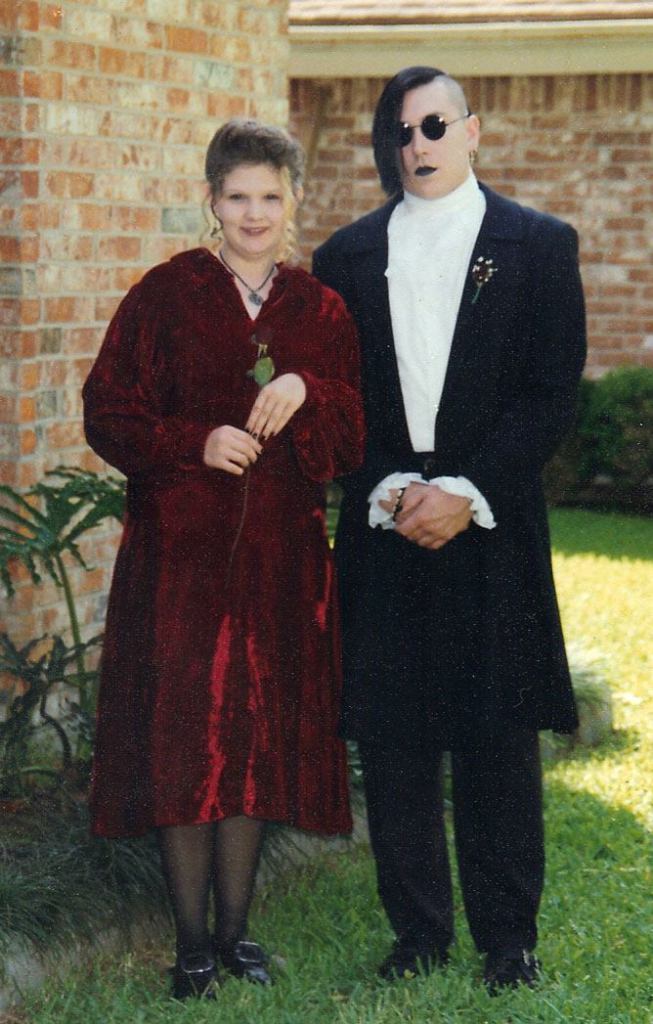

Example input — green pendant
[248,355,275,388]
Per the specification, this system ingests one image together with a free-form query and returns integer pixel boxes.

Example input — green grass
[16,507,653,1023]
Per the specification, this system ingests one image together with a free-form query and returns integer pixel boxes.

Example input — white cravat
[369,173,496,531]
[387,172,485,449]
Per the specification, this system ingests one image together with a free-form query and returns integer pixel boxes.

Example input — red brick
[0,137,40,164]
[113,266,145,292]
[111,206,159,232]
[44,40,97,70]
[0,0,38,31]
[41,234,94,262]
[0,103,22,133]
[97,235,142,261]
[64,327,104,356]
[113,16,164,50]
[628,268,653,284]
[0,462,17,486]
[23,70,64,100]
[20,172,38,199]
[0,395,17,422]
[19,299,40,326]
[604,218,646,231]
[41,4,63,30]
[0,236,20,261]
[46,420,85,450]
[77,449,107,474]
[19,362,40,389]
[0,71,20,97]
[165,26,207,54]
[611,148,651,163]
[222,36,253,63]
[194,0,235,30]
[99,47,147,78]
[0,325,20,355]
[206,93,247,119]
[66,74,113,105]
[41,361,67,387]
[19,396,36,423]
[62,203,113,231]
[46,171,94,199]
[34,205,58,230]
[594,132,652,146]
[146,54,195,87]
[44,297,94,323]
[18,462,37,489]
[20,429,37,454]
[166,88,190,112]
[95,296,121,323]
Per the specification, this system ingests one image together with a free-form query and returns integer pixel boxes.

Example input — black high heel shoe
[219,939,273,986]
[172,952,219,1000]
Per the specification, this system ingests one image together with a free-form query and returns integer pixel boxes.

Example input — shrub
[545,366,653,509]
[580,365,653,490]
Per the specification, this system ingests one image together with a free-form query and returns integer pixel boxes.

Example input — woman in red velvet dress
[82,120,364,999]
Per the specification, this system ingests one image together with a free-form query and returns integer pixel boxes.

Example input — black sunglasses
[396,113,470,148]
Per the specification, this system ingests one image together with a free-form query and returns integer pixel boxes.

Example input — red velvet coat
[83,249,364,838]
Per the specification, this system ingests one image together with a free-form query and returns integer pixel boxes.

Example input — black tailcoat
[313,184,587,743]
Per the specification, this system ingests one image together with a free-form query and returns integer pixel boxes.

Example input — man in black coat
[312,66,586,991]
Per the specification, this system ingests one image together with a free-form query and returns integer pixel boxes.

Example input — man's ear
[466,114,481,155]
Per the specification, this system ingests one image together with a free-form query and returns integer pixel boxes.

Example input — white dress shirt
[369,172,496,530]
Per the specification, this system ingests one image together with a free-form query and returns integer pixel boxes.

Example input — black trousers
[359,714,544,956]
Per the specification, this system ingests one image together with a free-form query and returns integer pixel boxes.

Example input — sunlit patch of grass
[549,508,653,829]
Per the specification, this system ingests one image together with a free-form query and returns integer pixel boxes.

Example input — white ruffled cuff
[430,475,496,529]
[367,472,425,529]
[367,472,496,530]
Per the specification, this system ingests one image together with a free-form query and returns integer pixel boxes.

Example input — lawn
[15,508,653,1024]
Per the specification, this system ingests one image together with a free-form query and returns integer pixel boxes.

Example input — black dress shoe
[219,939,273,986]
[172,952,218,1000]
[378,939,449,980]
[483,948,541,995]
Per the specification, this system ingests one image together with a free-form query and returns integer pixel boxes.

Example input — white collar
[400,172,481,219]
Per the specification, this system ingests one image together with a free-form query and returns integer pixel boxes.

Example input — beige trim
[289,19,653,77]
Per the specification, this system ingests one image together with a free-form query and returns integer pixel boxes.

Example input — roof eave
[289,19,653,77]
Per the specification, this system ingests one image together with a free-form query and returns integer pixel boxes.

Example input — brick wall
[291,74,653,376]
[0,0,288,647]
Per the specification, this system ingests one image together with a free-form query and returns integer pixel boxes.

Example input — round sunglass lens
[421,115,446,141]
[397,124,413,147]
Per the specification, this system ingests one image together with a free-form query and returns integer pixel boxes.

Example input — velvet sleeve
[82,272,211,477]
[458,222,587,511]
[287,300,365,483]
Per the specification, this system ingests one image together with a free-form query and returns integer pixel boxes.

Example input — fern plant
[0,467,125,792]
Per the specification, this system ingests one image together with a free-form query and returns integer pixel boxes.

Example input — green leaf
[252,355,275,389]
[0,468,125,598]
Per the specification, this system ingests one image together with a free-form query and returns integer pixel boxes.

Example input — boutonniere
[247,334,275,388]
[471,256,497,305]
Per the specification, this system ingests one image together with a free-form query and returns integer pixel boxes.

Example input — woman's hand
[245,373,307,440]
[203,425,262,475]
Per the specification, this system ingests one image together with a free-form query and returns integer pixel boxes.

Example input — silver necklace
[219,252,275,307]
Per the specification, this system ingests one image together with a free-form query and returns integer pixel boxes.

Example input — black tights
[157,816,266,959]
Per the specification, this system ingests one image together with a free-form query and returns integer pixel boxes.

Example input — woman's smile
[212,163,286,272]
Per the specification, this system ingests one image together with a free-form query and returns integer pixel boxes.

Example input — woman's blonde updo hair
[205,119,305,262]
